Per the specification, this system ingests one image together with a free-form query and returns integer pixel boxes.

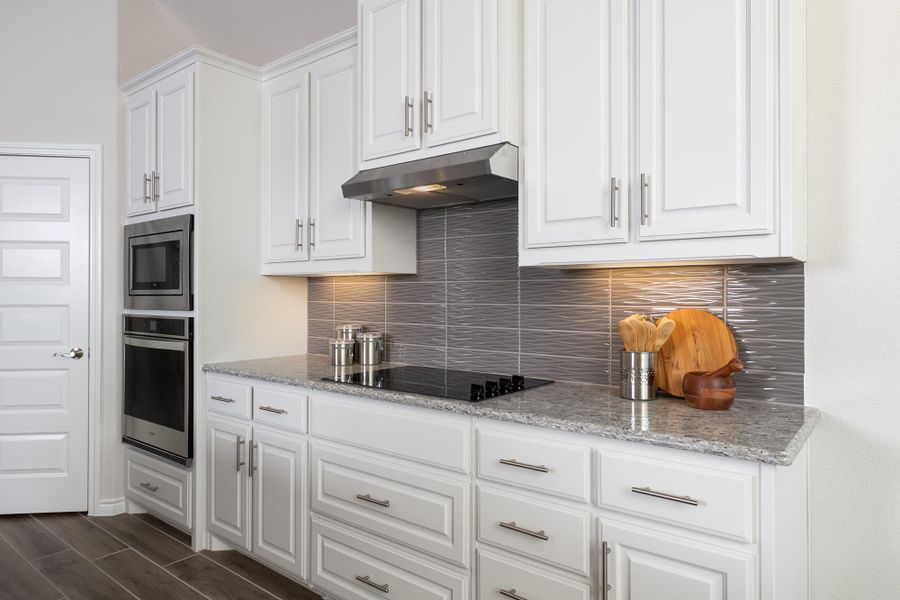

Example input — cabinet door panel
[309,48,366,260]
[252,426,306,579]
[359,0,421,160]
[522,0,628,247]
[125,86,156,217]
[422,0,498,147]
[605,522,755,600]
[637,0,776,240]
[156,67,194,211]
[207,416,251,550]
[262,69,309,263]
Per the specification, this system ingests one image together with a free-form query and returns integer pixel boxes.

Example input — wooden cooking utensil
[653,317,676,352]
[682,359,745,411]
[618,319,637,352]
[656,309,738,397]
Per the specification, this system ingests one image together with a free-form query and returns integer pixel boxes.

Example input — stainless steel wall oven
[125,214,193,311]
[123,315,193,465]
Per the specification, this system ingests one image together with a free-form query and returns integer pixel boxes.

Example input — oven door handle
[123,335,189,352]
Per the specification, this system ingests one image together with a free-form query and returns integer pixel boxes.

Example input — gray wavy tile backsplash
[307,199,806,404]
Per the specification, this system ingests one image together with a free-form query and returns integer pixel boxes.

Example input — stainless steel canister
[620,351,658,401]
[357,332,384,366]
[335,323,363,341]
[329,338,355,366]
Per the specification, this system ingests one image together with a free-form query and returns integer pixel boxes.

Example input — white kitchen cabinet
[261,37,416,275]
[357,0,520,169]
[519,0,806,266]
[125,66,194,217]
[522,0,628,248]
[252,425,307,578]
[207,414,252,551]
[603,521,755,600]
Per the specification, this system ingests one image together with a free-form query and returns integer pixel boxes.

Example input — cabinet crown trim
[121,46,260,94]
[261,27,357,81]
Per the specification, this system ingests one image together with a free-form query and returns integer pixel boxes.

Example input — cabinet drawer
[311,444,469,566]
[477,427,590,502]
[310,395,470,473]
[253,384,307,432]
[477,486,591,576]
[599,451,756,542]
[207,377,252,420]
[311,517,468,600]
[478,550,591,600]
[125,449,192,529]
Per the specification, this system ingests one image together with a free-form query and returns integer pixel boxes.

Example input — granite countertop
[203,354,820,466]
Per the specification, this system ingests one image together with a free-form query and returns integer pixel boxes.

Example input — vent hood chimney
[341,143,518,210]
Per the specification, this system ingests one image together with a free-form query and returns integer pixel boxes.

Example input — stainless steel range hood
[341,143,518,210]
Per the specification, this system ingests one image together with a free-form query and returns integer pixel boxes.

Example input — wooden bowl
[682,371,736,411]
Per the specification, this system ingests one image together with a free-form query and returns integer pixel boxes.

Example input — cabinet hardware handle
[309,219,316,249]
[423,91,434,133]
[499,521,548,541]
[211,395,235,403]
[602,540,611,599]
[250,441,257,477]
[259,405,287,415]
[500,588,529,600]
[498,458,549,473]
[631,486,699,506]
[152,170,160,203]
[355,575,389,593]
[404,95,414,137]
[640,173,650,225]
[295,218,304,251]
[140,482,159,492]
[143,173,152,202]
[236,436,245,472]
[356,494,390,508]
[610,176,620,226]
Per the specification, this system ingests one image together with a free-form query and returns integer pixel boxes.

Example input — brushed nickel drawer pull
[499,458,549,473]
[258,405,287,415]
[355,575,389,593]
[602,540,611,599]
[500,588,529,600]
[211,395,235,403]
[499,521,548,541]
[356,494,390,508]
[140,482,159,492]
[631,486,699,506]
[236,436,245,472]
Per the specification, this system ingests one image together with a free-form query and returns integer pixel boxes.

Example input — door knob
[53,347,84,360]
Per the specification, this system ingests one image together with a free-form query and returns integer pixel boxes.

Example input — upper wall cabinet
[261,36,417,276]
[520,0,806,266]
[358,0,520,168]
[125,67,194,217]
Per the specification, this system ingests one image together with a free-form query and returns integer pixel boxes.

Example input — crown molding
[120,46,261,94]
[261,28,357,81]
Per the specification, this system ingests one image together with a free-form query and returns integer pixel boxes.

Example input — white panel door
[156,67,194,211]
[604,522,755,600]
[636,0,776,240]
[522,0,629,248]
[125,86,157,217]
[359,0,422,160]
[262,68,310,263]
[0,155,89,514]
[207,415,251,550]
[252,426,306,579]
[422,0,498,147]
[309,47,366,261]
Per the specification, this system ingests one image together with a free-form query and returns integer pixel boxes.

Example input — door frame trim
[0,143,103,515]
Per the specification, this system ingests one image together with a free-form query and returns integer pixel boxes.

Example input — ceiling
[154,0,356,66]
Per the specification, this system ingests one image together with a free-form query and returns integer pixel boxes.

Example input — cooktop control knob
[499,377,513,393]
[485,381,499,397]
[470,384,485,401]
[512,375,525,390]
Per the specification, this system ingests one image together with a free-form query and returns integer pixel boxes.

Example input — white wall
[118,0,196,83]
[806,0,900,596]
[0,0,121,507]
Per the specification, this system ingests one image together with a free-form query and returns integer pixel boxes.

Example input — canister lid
[328,338,355,348]
[335,323,363,332]
[357,331,383,340]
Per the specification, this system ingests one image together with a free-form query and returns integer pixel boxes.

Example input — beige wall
[118,0,195,83]
[0,0,121,505]
[806,0,900,596]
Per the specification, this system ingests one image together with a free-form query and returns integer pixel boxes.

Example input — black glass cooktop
[323,366,553,402]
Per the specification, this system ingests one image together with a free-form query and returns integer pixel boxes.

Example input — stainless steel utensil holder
[620,351,658,401]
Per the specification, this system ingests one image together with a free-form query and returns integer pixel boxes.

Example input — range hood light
[394,183,447,195]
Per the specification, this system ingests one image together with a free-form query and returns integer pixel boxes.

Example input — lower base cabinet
[477,550,591,600]
[207,415,252,550]
[124,448,193,531]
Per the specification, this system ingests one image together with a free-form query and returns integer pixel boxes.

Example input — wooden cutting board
[657,309,738,397]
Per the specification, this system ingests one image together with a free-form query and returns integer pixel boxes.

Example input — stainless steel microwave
[125,214,193,311]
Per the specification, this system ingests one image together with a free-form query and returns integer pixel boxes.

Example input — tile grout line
[0,521,69,600]
[193,552,284,600]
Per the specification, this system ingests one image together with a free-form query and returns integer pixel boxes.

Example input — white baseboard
[93,497,126,516]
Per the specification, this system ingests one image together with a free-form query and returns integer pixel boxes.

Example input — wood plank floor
[0,513,321,600]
